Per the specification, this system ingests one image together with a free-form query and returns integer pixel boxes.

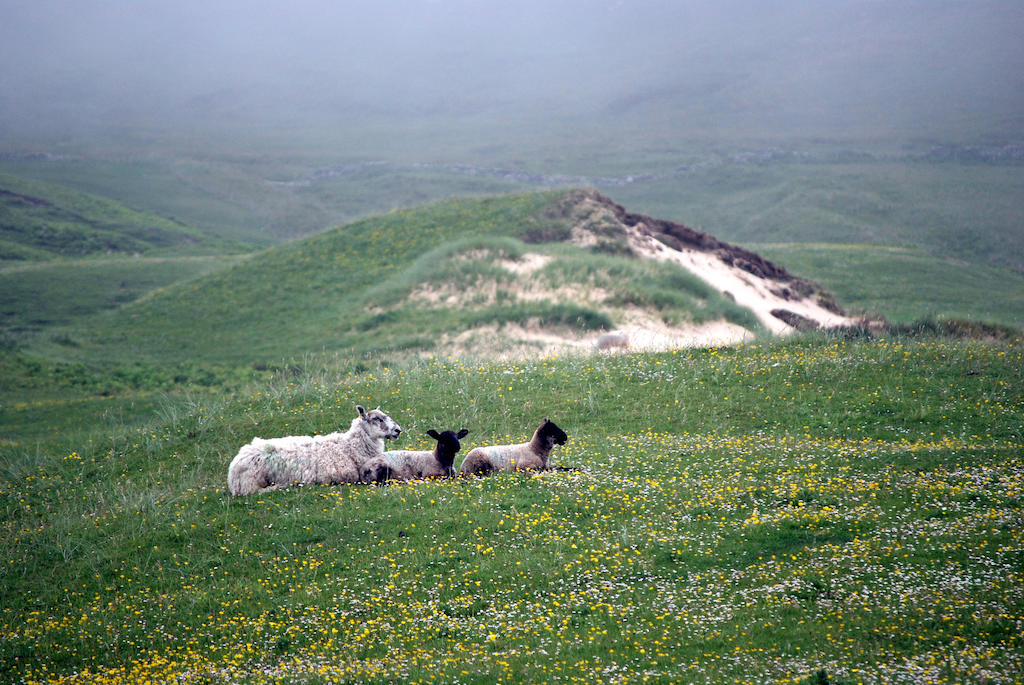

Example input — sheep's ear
[457,429,469,439]
[426,429,441,440]
[356,405,367,418]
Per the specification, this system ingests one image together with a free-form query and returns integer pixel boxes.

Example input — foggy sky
[2,0,1023,151]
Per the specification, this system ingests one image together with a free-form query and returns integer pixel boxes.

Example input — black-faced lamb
[227,405,402,496]
[458,418,568,476]
[362,428,469,483]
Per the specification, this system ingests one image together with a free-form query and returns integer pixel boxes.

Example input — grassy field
[3,6,1023,676]
[751,244,1024,329]
[1,334,1021,683]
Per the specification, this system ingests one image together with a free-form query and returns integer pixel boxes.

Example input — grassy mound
[25,191,767,366]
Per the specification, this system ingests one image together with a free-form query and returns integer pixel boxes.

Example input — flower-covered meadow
[2,337,1022,683]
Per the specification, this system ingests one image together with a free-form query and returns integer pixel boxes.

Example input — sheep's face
[539,418,568,448]
[357,405,403,441]
[427,428,469,474]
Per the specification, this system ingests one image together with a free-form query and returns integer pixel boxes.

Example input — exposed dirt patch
[405,252,603,309]
[440,322,589,360]
[434,308,753,362]
[559,190,872,335]
[498,253,552,276]
[771,308,821,331]
[409,280,606,309]
[614,308,753,350]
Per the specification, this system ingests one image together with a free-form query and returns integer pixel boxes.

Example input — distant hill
[29,190,860,366]
[0,172,215,260]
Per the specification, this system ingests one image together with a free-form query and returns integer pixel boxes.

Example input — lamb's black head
[426,429,469,471]
[539,418,568,446]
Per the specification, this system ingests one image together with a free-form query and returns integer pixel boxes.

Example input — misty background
[2,0,1023,159]
[2,0,1023,283]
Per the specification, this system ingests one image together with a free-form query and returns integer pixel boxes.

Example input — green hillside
[0,172,223,260]
[0,255,245,342]
[27,191,765,366]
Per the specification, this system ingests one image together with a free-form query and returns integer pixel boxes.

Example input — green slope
[0,256,247,341]
[30,192,557,362]
[29,191,763,365]
[0,172,222,260]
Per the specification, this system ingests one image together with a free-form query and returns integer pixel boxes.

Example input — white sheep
[227,405,402,496]
[595,330,630,350]
[362,428,469,483]
[458,419,568,476]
